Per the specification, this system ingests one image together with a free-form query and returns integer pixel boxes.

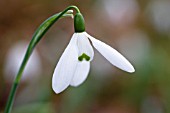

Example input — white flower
[52,32,135,94]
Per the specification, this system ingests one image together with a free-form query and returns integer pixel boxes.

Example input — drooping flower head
[52,12,135,94]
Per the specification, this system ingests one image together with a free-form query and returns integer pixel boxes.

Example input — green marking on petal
[78,53,90,61]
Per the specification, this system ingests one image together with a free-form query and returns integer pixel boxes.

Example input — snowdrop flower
[52,13,135,94]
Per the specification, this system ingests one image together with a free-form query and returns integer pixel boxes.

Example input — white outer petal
[70,61,90,87]
[76,32,94,61]
[85,33,135,73]
[52,34,78,94]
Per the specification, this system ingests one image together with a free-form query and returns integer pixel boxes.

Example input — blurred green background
[0,0,170,113]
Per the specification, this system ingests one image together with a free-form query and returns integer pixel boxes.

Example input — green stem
[4,5,80,113]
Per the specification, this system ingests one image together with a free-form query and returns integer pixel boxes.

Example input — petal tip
[70,83,80,87]
[126,66,135,73]
[52,79,68,94]
[52,85,61,94]
[52,84,64,94]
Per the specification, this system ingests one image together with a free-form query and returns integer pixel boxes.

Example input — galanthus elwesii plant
[52,13,135,94]
[4,6,135,113]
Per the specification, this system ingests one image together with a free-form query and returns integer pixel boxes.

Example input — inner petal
[77,33,94,61]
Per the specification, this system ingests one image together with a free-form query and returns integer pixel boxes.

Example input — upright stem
[4,5,80,113]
